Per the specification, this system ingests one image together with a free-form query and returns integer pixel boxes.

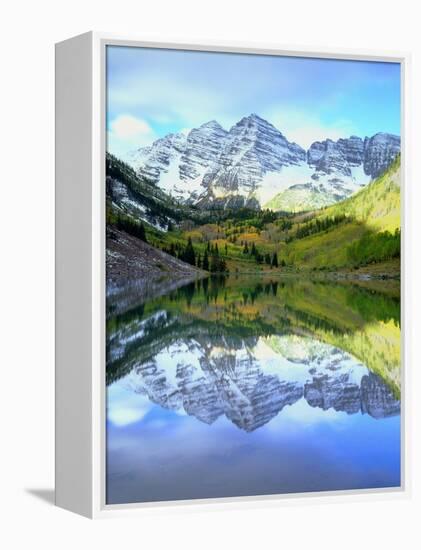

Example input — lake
[106,275,401,504]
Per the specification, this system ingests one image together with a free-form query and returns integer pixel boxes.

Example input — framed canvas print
[55,32,409,518]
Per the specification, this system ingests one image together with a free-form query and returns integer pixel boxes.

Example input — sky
[106,45,401,159]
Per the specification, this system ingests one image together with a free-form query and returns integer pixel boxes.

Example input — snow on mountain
[126,114,400,212]
[180,120,228,181]
[130,132,187,184]
[200,114,306,196]
[265,137,373,212]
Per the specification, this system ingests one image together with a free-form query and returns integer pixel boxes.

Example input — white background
[1,0,420,547]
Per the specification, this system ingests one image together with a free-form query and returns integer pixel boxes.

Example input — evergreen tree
[264,253,271,265]
[219,258,228,273]
[210,254,219,273]
[202,250,210,271]
[115,214,147,242]
[183,237,196,266]
[197,253,202,269]
[138,223,146,242]
[209,254,229,274]
[243,242,249,254]
[271,252,279,268]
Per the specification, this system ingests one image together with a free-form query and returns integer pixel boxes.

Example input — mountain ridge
[125,114,400,212]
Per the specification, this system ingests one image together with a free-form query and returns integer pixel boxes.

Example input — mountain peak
[369,132,400,141]
[160,131,187,143]
[199,119,224,130]
[231,114,285,141]
[247,112,263,121]
[239,113,268,125]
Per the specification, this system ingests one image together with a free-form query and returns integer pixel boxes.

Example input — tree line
[286,214,349,242]
[347,229,400,266]
[242,241,284,268]
[108,211,148,242]
[163,238,229,273]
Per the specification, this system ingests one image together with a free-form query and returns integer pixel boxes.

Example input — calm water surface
[106,276,401,504]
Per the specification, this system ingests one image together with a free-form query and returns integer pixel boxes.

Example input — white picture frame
[55,31,411,518]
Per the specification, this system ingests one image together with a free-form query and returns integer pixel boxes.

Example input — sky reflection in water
[106,277,401,504]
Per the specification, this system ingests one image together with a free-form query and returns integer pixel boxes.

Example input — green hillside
[106,153,401,276]
[323,154,400,233]
[265,185,335,212]
[282,157,401,271]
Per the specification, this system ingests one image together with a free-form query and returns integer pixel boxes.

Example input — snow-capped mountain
[199,115,306,208]
[126,114,400,212]
[268,132,400,211]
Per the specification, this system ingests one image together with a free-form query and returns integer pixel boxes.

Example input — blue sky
[106,45,400,158]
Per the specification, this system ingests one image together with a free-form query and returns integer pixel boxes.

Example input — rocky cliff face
[337,135,366,166]
[126,114,400,212]
[133,132,186,183]
[308,137,366,177]
[201,114,306,194]
[308,133,400,179]
[179,120,228,182]
[363,133,401,178]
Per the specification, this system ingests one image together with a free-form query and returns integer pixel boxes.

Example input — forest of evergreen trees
[241,241,283,268]
[285,214,349,242]
[109,212,148,242]
[347,229,400,266]
[162,238,229,273]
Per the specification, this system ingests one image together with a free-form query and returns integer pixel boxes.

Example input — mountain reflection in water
[106,276,401,504]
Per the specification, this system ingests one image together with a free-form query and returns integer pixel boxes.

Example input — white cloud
[111,114,153,139]
[107,114,156,160]
[107,382,152,427]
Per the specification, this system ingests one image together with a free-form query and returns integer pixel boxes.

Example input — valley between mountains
[106,113,401,296]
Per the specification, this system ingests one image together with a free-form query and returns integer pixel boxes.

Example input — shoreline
[106,229,400,315]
